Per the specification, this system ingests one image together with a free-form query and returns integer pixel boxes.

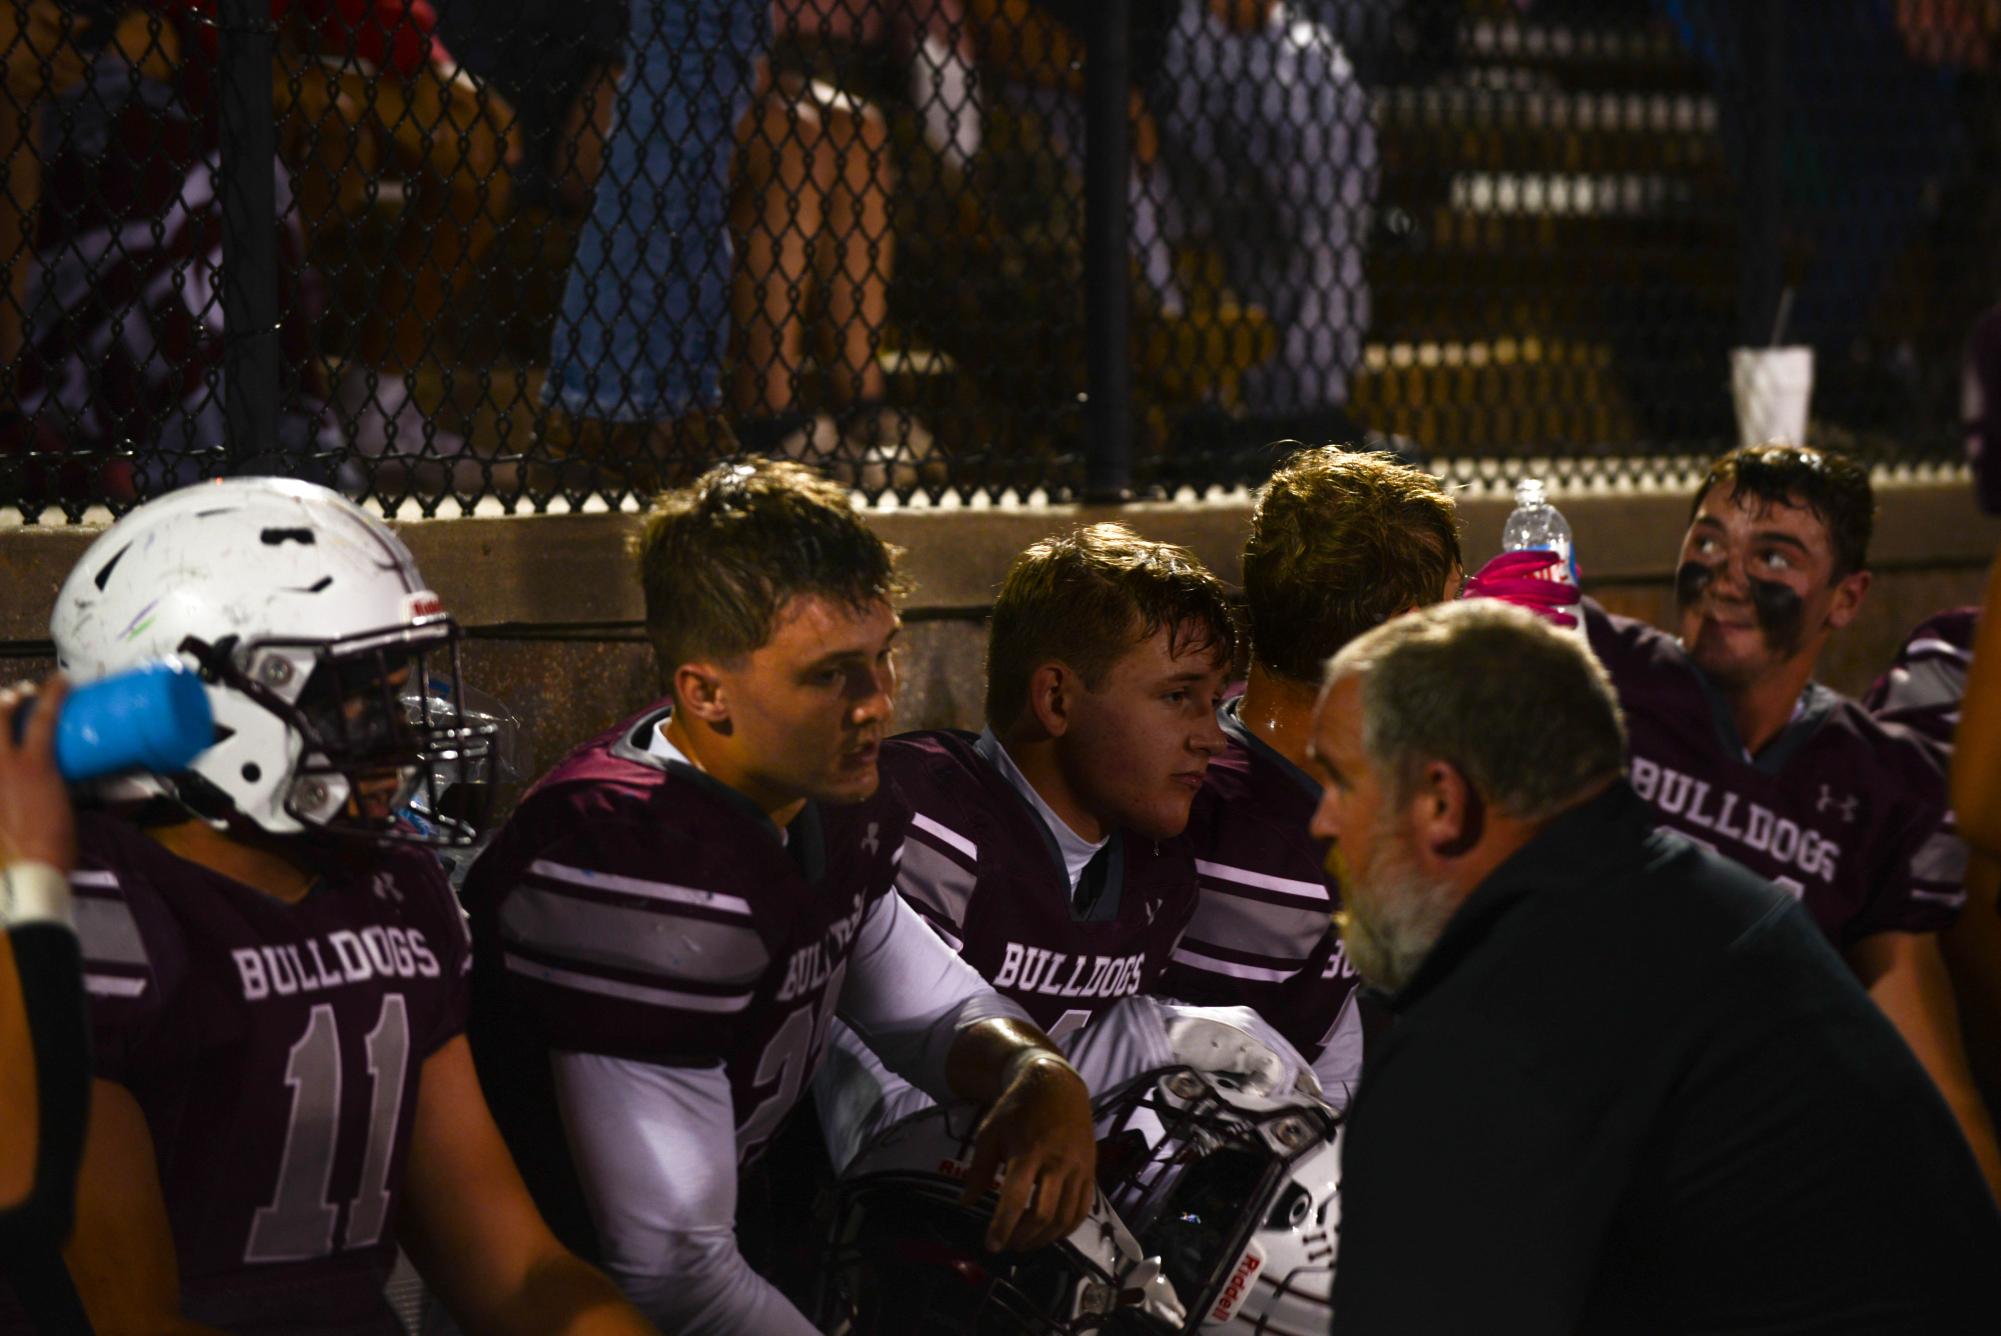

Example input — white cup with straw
[1731,288,1813,447]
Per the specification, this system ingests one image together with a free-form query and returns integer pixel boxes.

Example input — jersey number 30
[244,995,410,1263]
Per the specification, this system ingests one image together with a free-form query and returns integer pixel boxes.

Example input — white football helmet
[50,477,496,845]
[818,1100,1188,1334]
[1092,1064,1343,1335]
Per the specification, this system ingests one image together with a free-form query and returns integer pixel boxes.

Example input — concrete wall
[3,478,1997,794]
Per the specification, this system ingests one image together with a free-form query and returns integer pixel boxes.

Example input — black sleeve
[0,924,95,1332]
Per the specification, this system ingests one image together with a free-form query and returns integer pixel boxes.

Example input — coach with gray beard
[1307,602,1999,1333]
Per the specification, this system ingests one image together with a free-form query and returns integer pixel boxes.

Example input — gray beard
[1335,835,1460,995]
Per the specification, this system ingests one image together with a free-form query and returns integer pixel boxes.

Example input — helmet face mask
[822,1176,1133,1335]
[182,618,499,847]
[51,478,501,849]
[818,1104,1188,1335]
[1092,1068,1342,1335]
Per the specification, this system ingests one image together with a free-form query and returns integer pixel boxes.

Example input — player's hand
[1460,550,1582,630]
[0,677,75,872]
[959,1051,1096,1253]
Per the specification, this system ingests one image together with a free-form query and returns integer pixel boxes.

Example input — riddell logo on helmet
[1210,1242,1265,1323]
[403,591,446,620]
[934,1158,968,1181]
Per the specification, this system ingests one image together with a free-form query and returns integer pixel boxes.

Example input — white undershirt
[645,717,686,766]
[978,728,1108,892]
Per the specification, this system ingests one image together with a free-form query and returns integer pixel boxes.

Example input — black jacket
[1333,782,2001,1334]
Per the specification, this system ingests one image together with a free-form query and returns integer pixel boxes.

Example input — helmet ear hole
[241,762,261,783]
[1268,1182,1312,1230]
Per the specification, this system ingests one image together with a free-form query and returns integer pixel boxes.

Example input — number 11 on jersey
[244,995,410,1263]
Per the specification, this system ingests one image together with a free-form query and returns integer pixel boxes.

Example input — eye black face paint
[1678,558,1807,656]
[1749,577,1806,656]
[1674,560,1713,610]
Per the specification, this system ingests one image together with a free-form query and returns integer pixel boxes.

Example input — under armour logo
[861,822,880,856]
[371,871,403,903]
[1815,784,1860,824]
[1144,897,1159,925]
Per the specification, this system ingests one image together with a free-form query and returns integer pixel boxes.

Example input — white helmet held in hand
[50,477,496,845]
[819,1099,1188,1333]
[1092,1062,1343,1334]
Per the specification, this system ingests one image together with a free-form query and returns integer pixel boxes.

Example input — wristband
[0,862,73,931]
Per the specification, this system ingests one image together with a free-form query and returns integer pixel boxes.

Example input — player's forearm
[605,1238,819,1336]
[839,893,1032,1100]
[945,1016,1073,1106]
[462,1252,657,1336]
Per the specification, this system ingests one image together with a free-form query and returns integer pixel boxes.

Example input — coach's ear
[1410,757,1485,861]
[1025,661,1080,739]
[673,661,732,732]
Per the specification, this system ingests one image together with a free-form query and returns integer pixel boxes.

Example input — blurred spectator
[432,0,626,214]
[1660,0,1965,427]
[0,1,94,397]
[728,0,966,484]
[1297,0,1458,85]
[0,2,514,505]
[973,1,1376,446]
[278,6,518,493]
[1152,1,1377,441]
[540,0,767,489]
[6,7,329,502]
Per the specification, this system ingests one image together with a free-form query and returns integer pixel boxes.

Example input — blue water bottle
[12,662,215,782]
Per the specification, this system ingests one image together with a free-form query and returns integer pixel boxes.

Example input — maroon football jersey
[880,730,1198,1040]
[1161,702,1362,1083]
[462,706,907,1172]
[1862,608,1978,750]
[55,812,469,1333]
[1588,602,1965,946]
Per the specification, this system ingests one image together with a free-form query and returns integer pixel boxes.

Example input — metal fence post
[1083,0,1132,502]
[217,0,280,470]
[1741,0,1786,347]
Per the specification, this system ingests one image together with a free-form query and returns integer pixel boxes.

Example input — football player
[460,459,1097,1334]
[18,479,655,1333]
[1478,443,2001,1198]
[1160,447,1462,1102]
[1865,608,2001,1146]
[817,522,1236,1164]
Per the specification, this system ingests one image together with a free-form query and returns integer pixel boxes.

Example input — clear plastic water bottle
[1501,478,1583,631]
[1501,479,1574,572]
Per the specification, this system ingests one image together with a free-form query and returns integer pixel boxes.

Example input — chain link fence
[1,0,1994,523]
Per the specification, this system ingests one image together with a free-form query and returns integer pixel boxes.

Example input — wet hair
[635,458,904,686]
[1243,446,1462,682]
[985,523,1238,729]
[1692,444,1874,578]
